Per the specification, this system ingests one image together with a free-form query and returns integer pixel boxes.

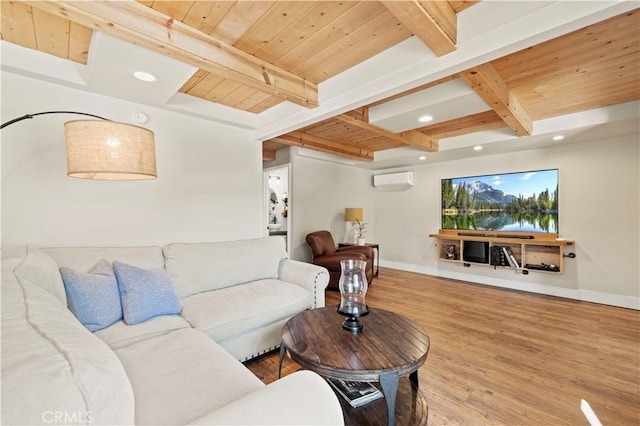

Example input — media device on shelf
[463,241,490,264]
[441,169,559,234]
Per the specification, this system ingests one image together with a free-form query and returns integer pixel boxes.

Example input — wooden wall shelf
[429,229,575,274]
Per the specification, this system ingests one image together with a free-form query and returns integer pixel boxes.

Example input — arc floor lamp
[1,111,157,180]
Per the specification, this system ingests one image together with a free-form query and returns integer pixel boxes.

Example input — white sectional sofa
[1,236,343,425]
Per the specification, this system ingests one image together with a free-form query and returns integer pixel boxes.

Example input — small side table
[339,242,379,277]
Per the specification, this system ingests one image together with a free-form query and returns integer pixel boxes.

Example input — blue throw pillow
[60,260,122,332]
[113,261,181,325]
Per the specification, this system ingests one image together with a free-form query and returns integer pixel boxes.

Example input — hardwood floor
[245,267,640,425]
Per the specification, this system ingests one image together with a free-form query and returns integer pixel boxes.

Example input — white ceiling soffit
[0,40,86,87]
[86,33,260,129]
[368,78,490,133]
[85,33,197,106]
[0,34,260,130]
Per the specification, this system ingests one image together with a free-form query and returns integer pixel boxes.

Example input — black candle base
[336,304,369,333]
[342,316,364,332]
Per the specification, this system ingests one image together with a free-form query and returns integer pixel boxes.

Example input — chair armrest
[188,371,344,425]
[278,259,329,308]
[336,245,374,260]
[312,252,367,271]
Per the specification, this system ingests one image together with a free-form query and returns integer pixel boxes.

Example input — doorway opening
[263,165,290,251]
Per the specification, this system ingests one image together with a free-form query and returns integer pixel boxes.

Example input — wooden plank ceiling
[265,9,640,161]
[1,2,638,162]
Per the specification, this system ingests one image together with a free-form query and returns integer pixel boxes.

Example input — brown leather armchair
[306,230,375,290]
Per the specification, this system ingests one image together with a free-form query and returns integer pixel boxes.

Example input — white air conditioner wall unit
[373,171,414,189]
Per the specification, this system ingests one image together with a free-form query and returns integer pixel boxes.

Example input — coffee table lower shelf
[333,377,428,426]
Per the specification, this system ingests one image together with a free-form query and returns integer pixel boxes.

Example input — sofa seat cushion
[2,260,135,426]
[114,328,264,425]
[95,315,191,349]
[180,279,313,342]
[189,370,344,425]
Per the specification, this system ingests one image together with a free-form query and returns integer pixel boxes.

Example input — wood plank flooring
[245,267,640,425]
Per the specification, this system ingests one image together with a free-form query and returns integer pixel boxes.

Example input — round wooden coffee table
[279,307,430,426]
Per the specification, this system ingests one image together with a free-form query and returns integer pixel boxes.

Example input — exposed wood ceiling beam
[262,141,281,161]
[262,149,277,162]
[449,1,481,13]
[335,113,439,152]
[271,131,374,162]
[343,107,369,122]
[459,63,533,136]
[26,0,318,108]
[381,0,457,56]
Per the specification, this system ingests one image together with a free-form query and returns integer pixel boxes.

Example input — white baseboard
[380,260,640,310]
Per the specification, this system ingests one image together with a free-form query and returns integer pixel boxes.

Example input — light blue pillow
[60,260,122,332]
[113,261,181,325]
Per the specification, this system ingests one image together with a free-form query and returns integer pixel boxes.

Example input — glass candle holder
[336,258,369,332]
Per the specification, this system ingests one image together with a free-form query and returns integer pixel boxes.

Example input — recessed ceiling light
[132,70,158,82]
[418,115,434,123]
[552,135,565,141]
[418,155,427,160]
[473,145,483,151]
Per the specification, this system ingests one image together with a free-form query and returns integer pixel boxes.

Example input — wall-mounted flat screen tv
[441,169,559,233]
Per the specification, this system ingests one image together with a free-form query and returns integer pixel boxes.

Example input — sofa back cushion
[2,259,135,425]
[164,237,287,299]
[38,246,164,272]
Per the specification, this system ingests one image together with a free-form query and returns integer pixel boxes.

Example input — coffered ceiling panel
[173,1,413,113]
[492,9,640,120]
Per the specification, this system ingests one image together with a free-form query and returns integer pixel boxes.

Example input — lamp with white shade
[1,111,157,181]
[344,207,366,244]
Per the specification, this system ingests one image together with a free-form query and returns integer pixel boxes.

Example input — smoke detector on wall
[132,112,149,124]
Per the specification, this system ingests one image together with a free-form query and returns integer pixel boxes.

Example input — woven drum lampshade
[64,120,156,180]
[344,208,363,222]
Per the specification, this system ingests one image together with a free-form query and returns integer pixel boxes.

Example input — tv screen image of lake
[441,169,559,233]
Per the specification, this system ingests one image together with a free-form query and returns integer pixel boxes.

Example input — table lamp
[344,208,363,244]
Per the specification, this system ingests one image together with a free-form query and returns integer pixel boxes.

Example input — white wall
[374,135,639,308]
[280,136,638,308]
[1,72,264,250]
[288,149,374,262]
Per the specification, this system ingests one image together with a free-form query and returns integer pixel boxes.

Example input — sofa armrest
[188,370,344,425]
[278,259,329,308]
